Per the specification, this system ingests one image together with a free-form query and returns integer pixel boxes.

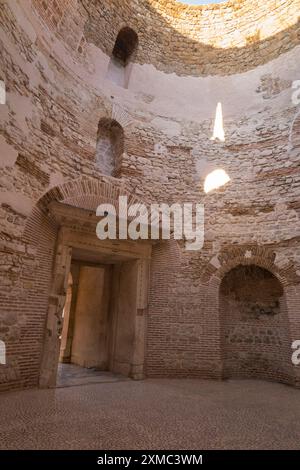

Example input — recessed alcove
[220,265,293,383]
[106,27,138,88]
[96,119,124,176]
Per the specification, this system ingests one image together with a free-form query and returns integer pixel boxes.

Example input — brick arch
[20,176,150,388]
[199,245,300,386]
[202,245,299,288]
[23,175,147,244]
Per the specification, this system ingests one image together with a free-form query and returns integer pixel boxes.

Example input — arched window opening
[106,27,138,88]
[96,118,124,176]
[112,27,138,66]
[204,168,230,193]
[220,264,292,383]
[211,102,225,142]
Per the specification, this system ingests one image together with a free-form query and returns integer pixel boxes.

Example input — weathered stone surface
[0,0,300,391]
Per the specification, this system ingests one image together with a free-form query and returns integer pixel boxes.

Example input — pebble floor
[1,378,300,449]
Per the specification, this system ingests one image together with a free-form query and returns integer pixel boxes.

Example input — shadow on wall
[81,0,300,76]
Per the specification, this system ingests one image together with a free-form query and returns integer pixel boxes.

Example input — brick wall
[0,0,300,390]
[220,264,293,383]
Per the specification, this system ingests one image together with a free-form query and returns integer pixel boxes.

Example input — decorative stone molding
[23,177,154,388]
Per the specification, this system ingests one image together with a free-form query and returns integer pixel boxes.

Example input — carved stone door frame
[39,213,152,388]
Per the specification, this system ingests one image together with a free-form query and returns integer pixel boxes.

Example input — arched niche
[220,264,293,383]
[106,27,138,88]
[96,118,124,176]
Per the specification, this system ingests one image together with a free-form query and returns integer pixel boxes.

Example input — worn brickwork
[220,265,293,383]
[0,0,300,390]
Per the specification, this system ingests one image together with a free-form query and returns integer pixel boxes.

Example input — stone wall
[220,265,293,383]
[32,0,300,76]
[0,0,300,390]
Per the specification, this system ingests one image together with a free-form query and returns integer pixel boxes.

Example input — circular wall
[43,0,300,76]
[0,0,300,390]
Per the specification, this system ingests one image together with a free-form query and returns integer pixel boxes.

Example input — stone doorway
[59,262,113,373]
[39,201,152,388]
[57,250,147,386]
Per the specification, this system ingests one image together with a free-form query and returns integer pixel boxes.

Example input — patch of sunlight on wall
[204,169,230,193]
[211,102,225,142]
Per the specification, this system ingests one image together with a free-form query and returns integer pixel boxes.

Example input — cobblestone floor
[1,378,300,449]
